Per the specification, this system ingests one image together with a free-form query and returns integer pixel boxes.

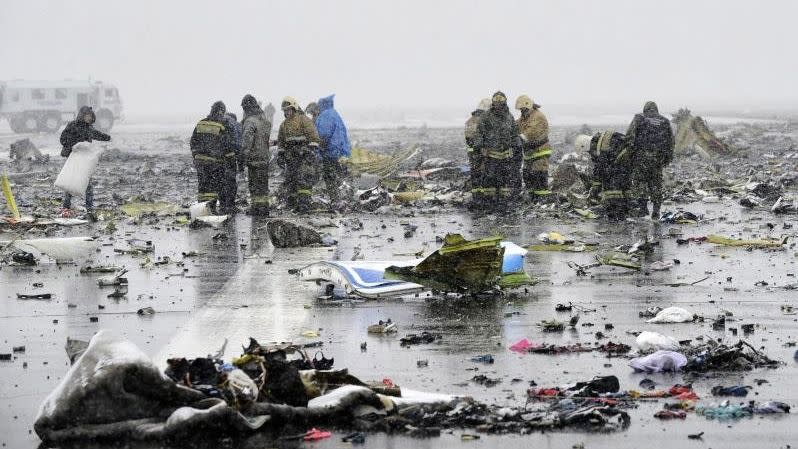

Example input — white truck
[0,80,123,133]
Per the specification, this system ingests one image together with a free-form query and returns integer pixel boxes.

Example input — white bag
[646,306,694,324]
[636,331,680,352]
[54,142,104,197]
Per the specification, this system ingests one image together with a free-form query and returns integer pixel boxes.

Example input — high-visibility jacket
[517,109,551,162]
[589,130,631,200]
[190,117,234,161]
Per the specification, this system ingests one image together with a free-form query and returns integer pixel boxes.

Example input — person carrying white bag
[57,106,110,218]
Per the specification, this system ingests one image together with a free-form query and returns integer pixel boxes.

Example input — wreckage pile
[34,332,633,445]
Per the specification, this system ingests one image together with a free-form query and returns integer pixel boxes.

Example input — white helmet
[476,98,491,111]
[574,134,592,153]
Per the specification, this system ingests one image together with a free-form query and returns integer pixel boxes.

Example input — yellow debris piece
[345,145,420,177]
[707,234,785,248]
[2,172,21,221]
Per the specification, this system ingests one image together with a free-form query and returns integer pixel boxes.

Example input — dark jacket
[473,104,521,155]
[625,101,674,166]
[241,106,272,166]
[190,104,235,161]
[59,106,111,157]
[314,94,351,159]
[224,113,243,157]
[590,131,630,192]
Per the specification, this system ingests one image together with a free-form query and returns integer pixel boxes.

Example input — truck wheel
[22,113,39,133]
[41,113,62,133]
[96,109,114,132]
[8,116,24,133]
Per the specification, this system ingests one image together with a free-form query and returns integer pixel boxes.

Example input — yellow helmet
[491,91,507,104]
[515,95,534,111]
[281,96,300,110]
[477,98,491,111]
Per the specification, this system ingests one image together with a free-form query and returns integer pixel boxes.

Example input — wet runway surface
[2,206,797,449]
[1,125,798,448]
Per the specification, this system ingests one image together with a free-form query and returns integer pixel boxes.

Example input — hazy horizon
[2,0,797,123]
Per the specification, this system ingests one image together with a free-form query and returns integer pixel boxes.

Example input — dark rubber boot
[651,203,661,220]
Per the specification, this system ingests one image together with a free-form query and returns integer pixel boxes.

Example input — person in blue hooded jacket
[314,94,351,207]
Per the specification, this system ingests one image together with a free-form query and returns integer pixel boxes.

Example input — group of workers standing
[465,91,553,211]
[54,92,671,221]
[580,101,674,219]
[465,92,674,219]
[189,94,351,216]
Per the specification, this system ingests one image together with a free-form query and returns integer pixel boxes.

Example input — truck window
[105,88,115,98]
[31,89,45,100]
[55,89,67,99]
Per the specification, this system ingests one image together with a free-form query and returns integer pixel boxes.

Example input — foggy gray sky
[2,0,797,121]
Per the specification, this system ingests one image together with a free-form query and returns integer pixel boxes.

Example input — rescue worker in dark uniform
[222,112,242,214]
[58,105,111,217]
[277,96,320,213]
[464,98,490,209]
[580,130,632,219]
[264,103,277,125]
[240,94,272,216]
[306,102,320,121]
[189,101,235,212]
[472,91,523,211]
[515,95,552,202]
[620,101,674,219]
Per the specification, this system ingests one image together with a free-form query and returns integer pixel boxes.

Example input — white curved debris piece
[636,331,680,351]
[52,218,89,226]
[194,215,229,228]
[307,385,372,409]
[297,260,424,299]
[14,236,99,262]
[390,388,456,406]
[646,306,694,324]
[629,350,687,373]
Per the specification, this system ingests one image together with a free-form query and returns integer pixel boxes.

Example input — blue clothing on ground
[315,94,351,160]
